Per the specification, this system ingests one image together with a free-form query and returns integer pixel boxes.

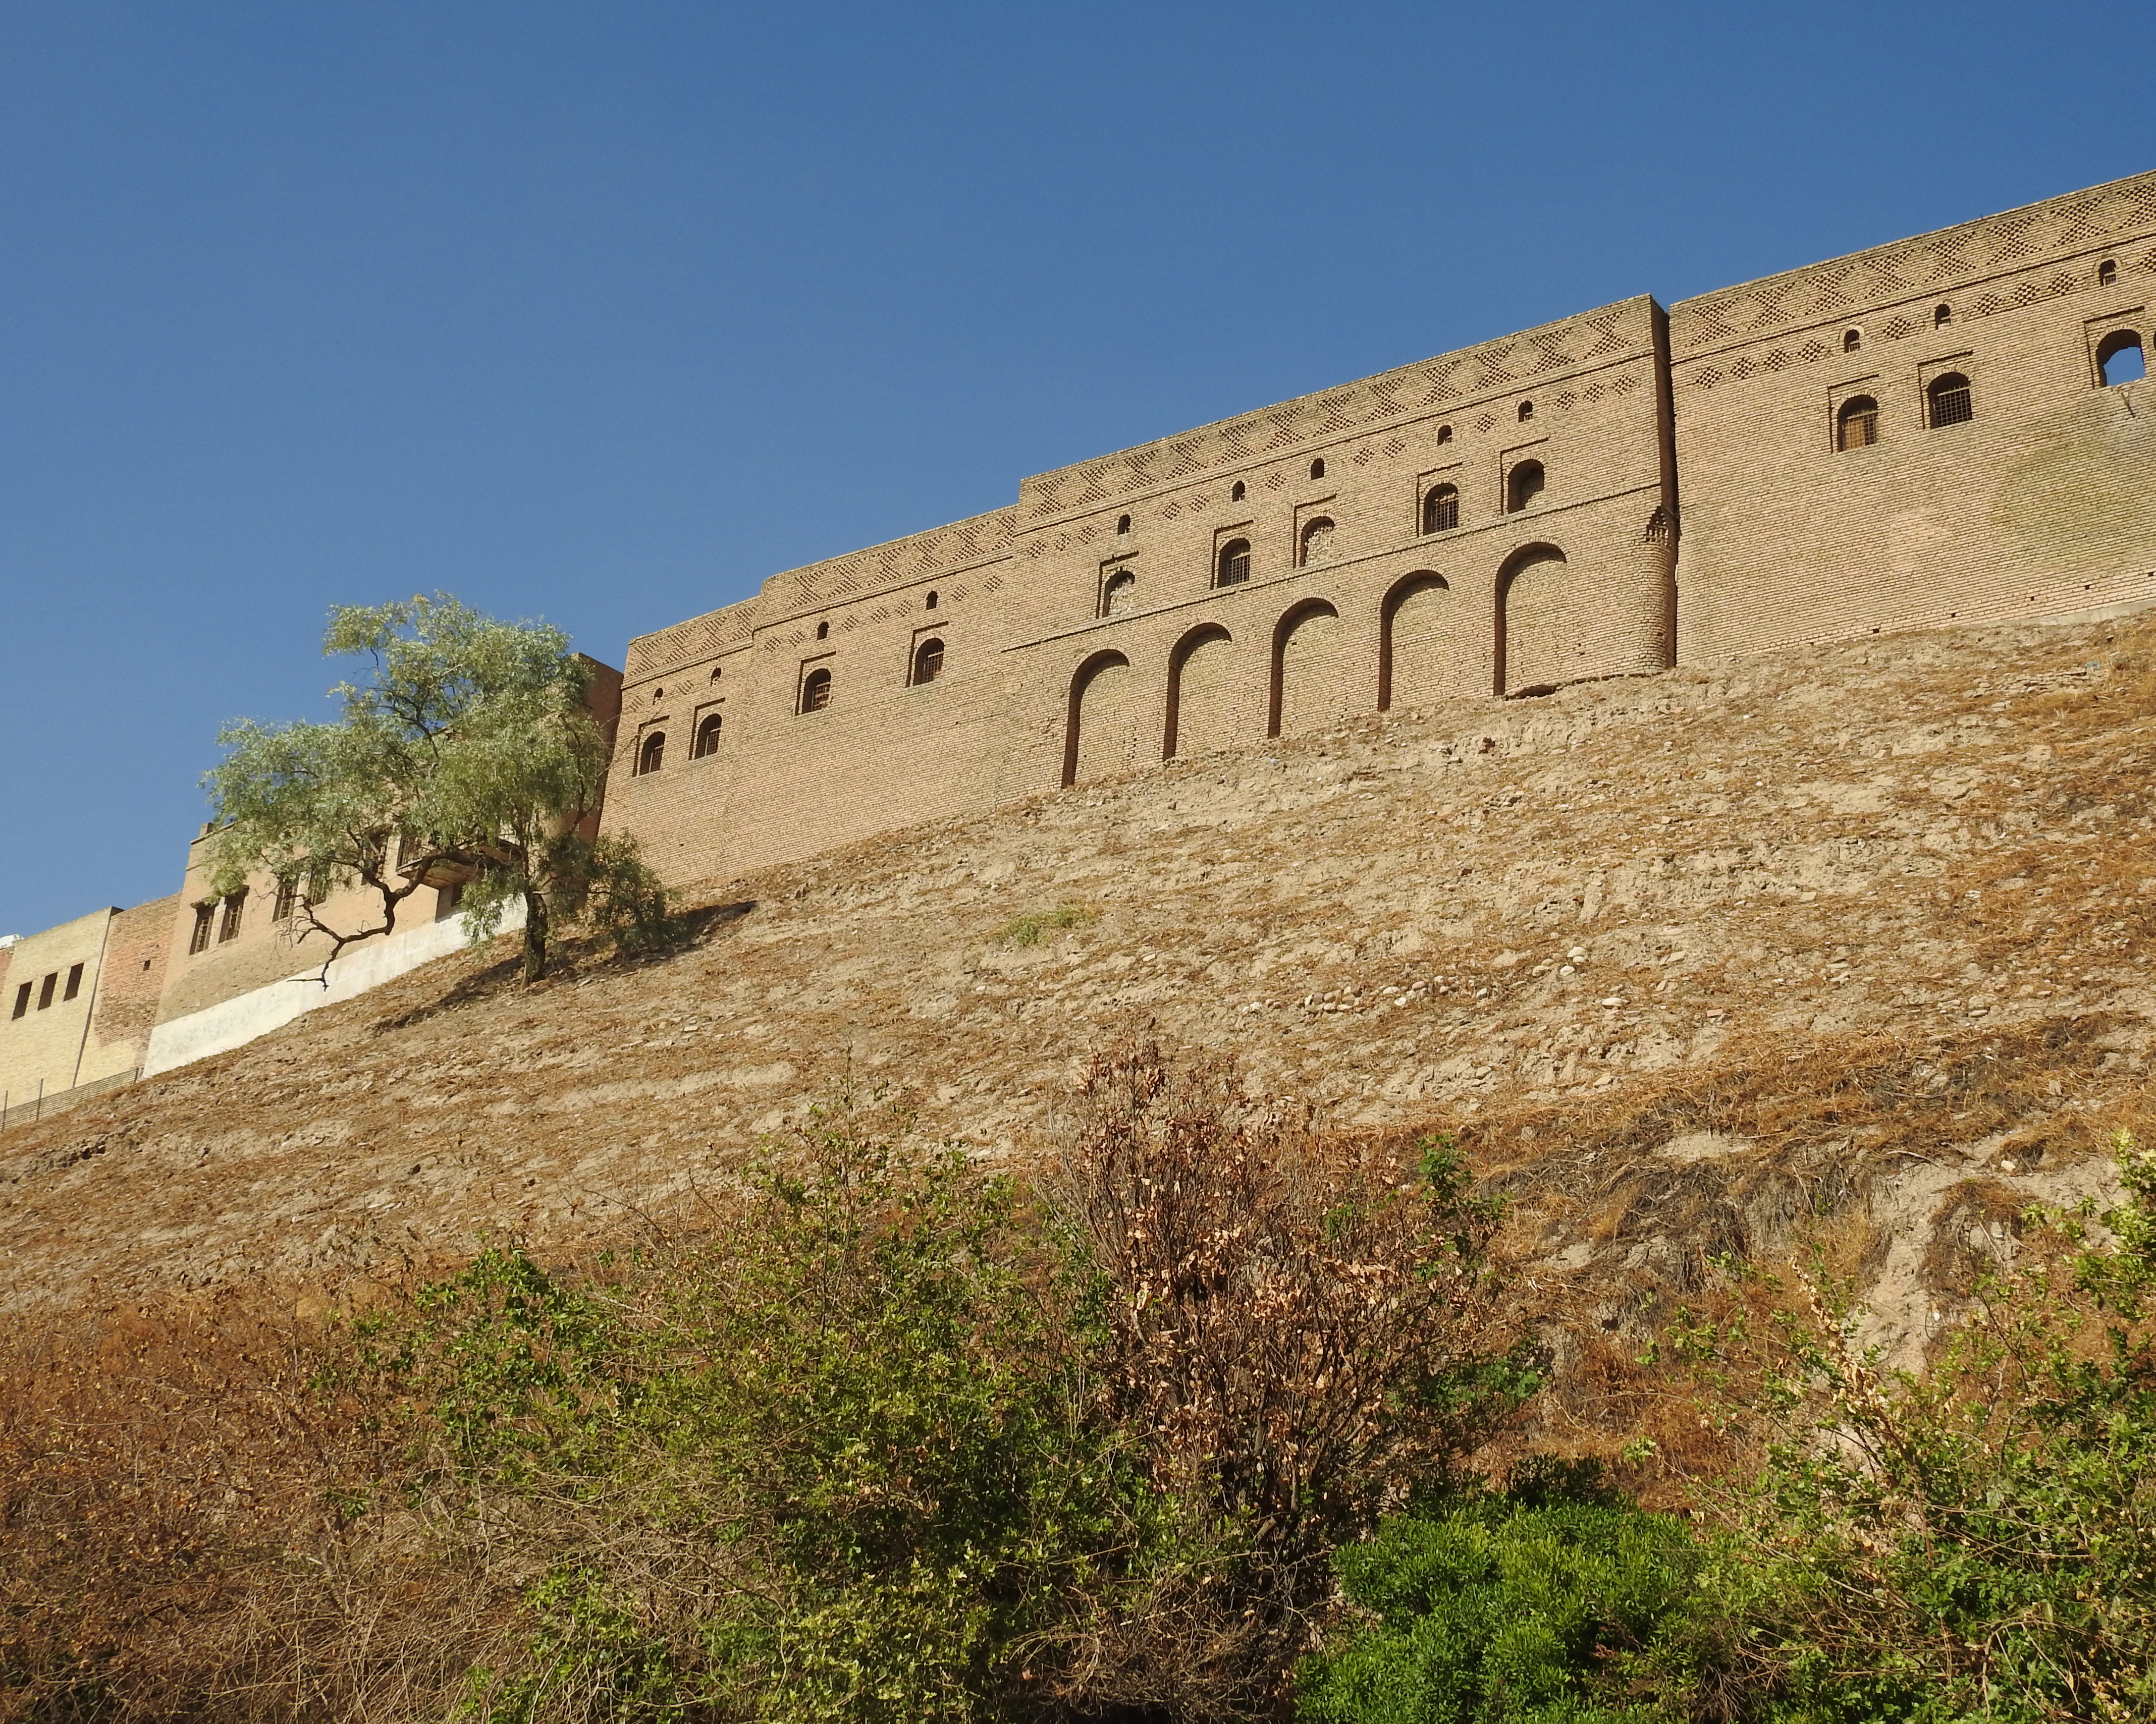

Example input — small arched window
[1843,328,1862,353]
[1927,372,1974,428]
[1298,517,1335,566]
[1216,538,1252,587]
[2099,259,2118,287]
[1421,483,1460,534]
[815,620,830,640]
[1517,400,1534,422]
[912,637,945,684]
[1645,506,1671,545]
[1230,480,1247,502]
[1100,570,1137,616]
[1435,423,1453,444]
[692,712,723,758]
[636,731,666,774]
[1933,303,1953,327]
[653,686,664,701]
[1505,460,1545,513]
[799,668,832,713]
[709,664,723,681]
[1309,457,1326,480]
[1837,395,1880,450]
[1116,514,1131,534]
[925,589,938,610]
[2097,329,2147,386]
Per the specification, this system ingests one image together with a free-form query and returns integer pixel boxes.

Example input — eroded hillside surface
[9,613,2156,1360]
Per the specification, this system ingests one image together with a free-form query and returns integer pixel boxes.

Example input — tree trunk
[521,886,550,982]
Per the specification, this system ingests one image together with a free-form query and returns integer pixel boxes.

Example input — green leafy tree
[205,594,669,982]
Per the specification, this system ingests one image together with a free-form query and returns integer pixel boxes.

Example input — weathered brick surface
[608,299,1676,887]
[602,173,2156,897]
[1670,171,2156,656]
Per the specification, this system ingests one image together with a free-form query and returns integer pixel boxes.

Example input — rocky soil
[9,611,2156,1380]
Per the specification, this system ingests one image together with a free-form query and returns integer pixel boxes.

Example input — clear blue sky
[2,1,2149,934]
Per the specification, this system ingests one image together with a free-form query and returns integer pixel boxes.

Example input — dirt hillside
[9,611,2156,1371]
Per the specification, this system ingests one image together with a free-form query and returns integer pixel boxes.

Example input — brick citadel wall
[602,171,2156,896]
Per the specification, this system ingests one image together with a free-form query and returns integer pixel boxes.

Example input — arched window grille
[692,712,723,757]
[1421,484,1460,534]
[1216,538,1252,587]
[636,730,666,774]
[1927,372,1974,428]
[1505,460,1545,513]
[912,637,945,684]
[1837,395,1880,450]
[1843,328,1862,353]
[2098,259,2118,287]
[800,668,832,712]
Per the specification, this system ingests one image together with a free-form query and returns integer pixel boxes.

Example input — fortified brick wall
[607,297,1676,891]
[1670,171,2156,655]
[604,172,2156,898]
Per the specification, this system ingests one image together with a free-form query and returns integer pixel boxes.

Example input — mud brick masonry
[5,169,2155,1116]
[605,170,2156,889]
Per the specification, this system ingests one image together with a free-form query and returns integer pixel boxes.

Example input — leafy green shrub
[337,1047,1527,1723]
[364,1092,1139,1724]
[1663,1131,2156,1723]
[1298,1462,1713,1724]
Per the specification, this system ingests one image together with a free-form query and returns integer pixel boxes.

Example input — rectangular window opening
[217,892,245,944]
[10,982,29,1019]
[63,963,83,1002]
[36,972,57,1010]
[189,903,215,956]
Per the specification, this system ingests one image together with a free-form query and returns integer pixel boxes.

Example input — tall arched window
[1836,395,1880,450]
[1298,517,1335,565]
[1216,537,1252,586]
[1927,372,1974,428]
[1420,483,1460,534]
[1100,570,1137,616]
[799,669,832,713]
[636,730,666,774]
[692,712,723,757]
[1505,460,1545,513]
[2098,329,2146,385]
[912,637,945,684]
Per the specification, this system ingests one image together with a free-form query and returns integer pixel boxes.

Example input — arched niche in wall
[1378,572,1453,713]
[1062,650,1139,788]
[1163,623,1235,760]
[1269,598,1347,739]
[1493,543,1577,697]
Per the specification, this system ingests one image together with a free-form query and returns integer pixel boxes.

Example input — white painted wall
[142,902,525,1078]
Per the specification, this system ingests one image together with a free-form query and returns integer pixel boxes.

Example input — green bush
[327,1044,1531,1724]
[1297,1462,1712,1724]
